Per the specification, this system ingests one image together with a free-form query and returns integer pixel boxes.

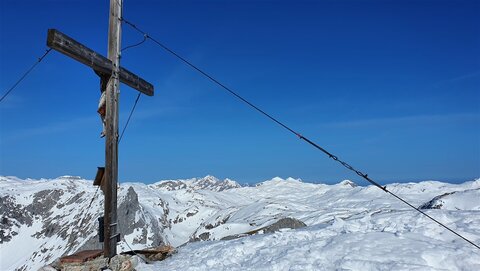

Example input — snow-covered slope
[1,176,479,270]
[149,178,480,271]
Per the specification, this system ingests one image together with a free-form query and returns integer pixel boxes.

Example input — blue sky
[0,0,479,185]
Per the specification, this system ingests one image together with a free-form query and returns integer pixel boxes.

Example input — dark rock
[203,215,230,231]
[261,217,306,234]
[419,192,455,209]
[198,232,210,241]
[27,190,64,217]
[190,231,212,242]
[221,217,307,241]
[186,211,197,217]
[221,234,248,241]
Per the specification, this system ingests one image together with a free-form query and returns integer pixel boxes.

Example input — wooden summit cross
[46,0,154,258]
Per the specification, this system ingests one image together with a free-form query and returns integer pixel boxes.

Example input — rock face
[117,187,164,247]
[0,195,33,243]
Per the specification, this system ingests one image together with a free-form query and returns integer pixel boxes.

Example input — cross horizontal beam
[47,29,154,96]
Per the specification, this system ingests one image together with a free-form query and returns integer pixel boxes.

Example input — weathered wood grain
[47,29,154,96]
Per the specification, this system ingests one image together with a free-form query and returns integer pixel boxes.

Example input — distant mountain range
[149,175,241,192]
[1,175,479,270]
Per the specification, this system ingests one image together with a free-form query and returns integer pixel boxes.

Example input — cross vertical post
[104,0,122,258]
[46,0,154,260]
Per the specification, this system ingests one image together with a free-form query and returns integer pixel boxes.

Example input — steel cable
[0,48,52,103]
[121,18,480,251]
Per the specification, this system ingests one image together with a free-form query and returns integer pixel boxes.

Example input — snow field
[1,176,479,270]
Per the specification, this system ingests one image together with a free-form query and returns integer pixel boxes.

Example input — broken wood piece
[122,245,176,261]
[60,250,103,264]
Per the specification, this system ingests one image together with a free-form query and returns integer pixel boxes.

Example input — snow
[144,224,480,271]
[1,176,479,270]
[142,177,480,271]
[146,210,480,270]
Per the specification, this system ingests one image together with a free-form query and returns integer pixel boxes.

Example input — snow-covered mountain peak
[257,176,303,186]
[223,178,238,186]
[466,178,480,188]
[285,177,302,182]
[149,175,241,192]
[338,179,358,187]
[56,175,83,180]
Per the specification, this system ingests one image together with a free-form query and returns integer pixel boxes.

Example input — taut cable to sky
[121,17,479,251]
[0,48,52,104]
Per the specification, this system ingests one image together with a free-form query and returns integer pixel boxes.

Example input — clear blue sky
[0,0,479,185]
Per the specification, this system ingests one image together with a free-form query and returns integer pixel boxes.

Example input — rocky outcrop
[261,217,307,234]
[0,195,33,243]
[418,192,455,209]
[418,188,480,210]
[117,187,165,247]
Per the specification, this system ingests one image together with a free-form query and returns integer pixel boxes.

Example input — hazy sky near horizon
[0,0,479,185]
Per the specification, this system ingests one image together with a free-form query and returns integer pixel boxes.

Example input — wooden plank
[123,245,176,261]
[60,250,103,263]
[103,0,122,259]
[47,28,154,96]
